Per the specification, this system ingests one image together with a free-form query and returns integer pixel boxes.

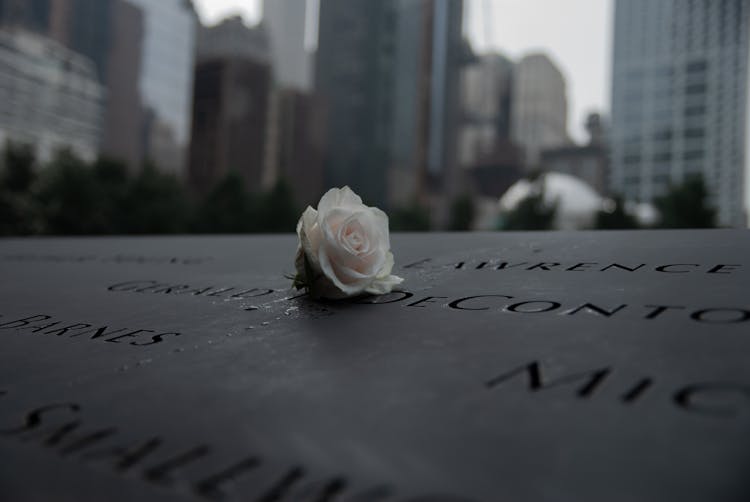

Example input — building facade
[126,0,197,175]
[459,52,514,168]
[315,0,398,208]
[0,29,103,162]
[541,113,609,195]
[198,14,269,63]
[263,87,325,208]
[0,0,51,33]
[262,0,311,91]
[100,0,143,170]
[316,0,464,215]
[0,0,148,171]
[189,18,271,196]
[611,0,750,226]
[511,53,569,168]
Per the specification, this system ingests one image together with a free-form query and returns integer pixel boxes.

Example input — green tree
[390,202,431,232]
[595,196,639,229]
[654,174,716,228]
[91,157,130,233]
[0,141,40,235]
[448,194,475,231]
[192,171,255,233]
[121,163,190,234]
[36,149,111,235]
[256,179,299,233]
[500,191,557,231]
[2,141,36,193]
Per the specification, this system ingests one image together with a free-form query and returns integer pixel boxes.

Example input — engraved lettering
[448,295,514,311]
[621,378,653,403]
[506,301,561,313]
[674,384,750,417]
[43,323,92,336]
[354,291,414,304]
[70,326,127,339]
[402,258,431,269]
[565,303,627,317]
[655,264,700,273]
[144,445,211,483]
[707,264,740,274]
[83,437,163,472]
[566,262,597,271]
[0,315,51,329]
[206,288,235,297]
[407,297,448,308]
[495,262,527,270]
[131,332,182,346]
[151,285,191,294]
[106,329,154,343]
[231,288,274,299]
[486,361,611,398]
[600,263,645,272]
[690,309,750,324]
[23,321,61,333]
[257,466,305,502]
[108,281,158,292]
[194,456,260,499]
[526,263,560,271]
[643,305,686,319]
[0,403,80,435]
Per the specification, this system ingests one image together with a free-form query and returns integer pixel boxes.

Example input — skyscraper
[99,0,143,171]
[511,53,569,168]
[611,0,750,226]
[263,0,312,91]
[125,0,197,174]
[0,29,104,162]
[315,0,398,207]
[189,17,271,196]
[49,0,113,83]
[0,0,50,33]
[460,52,514,168]
[316,0,464,213]
[0,0,147,171]
[425,0,466,198]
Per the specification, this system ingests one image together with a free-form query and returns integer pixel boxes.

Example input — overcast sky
[193,0,613,143]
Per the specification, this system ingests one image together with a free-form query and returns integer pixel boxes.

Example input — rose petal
[321,209,385,277]
[318,243,370,295]
[298,206,321,270]
[318,186,364,215]
[294,244,305,278]
[367,207,391,253]
[365,274,404,295]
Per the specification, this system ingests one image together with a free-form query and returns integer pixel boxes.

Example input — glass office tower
[611,0,750,226]
[126,0,197,174]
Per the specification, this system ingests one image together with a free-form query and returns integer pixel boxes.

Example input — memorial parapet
[0,230,748,501]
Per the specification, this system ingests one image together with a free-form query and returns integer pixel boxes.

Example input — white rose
[294,186,404,299]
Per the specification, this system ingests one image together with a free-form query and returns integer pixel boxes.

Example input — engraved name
[354,292,750,325]
[0,314,182,346]
[108,280,275,300]
[0,392,476,502]
[404,258,742,275]
[1,254,212,265]
[485,360,750,418]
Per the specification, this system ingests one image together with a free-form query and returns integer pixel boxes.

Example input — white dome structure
[498,172,604,230]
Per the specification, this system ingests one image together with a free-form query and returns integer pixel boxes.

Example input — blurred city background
[0,0,747,235]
